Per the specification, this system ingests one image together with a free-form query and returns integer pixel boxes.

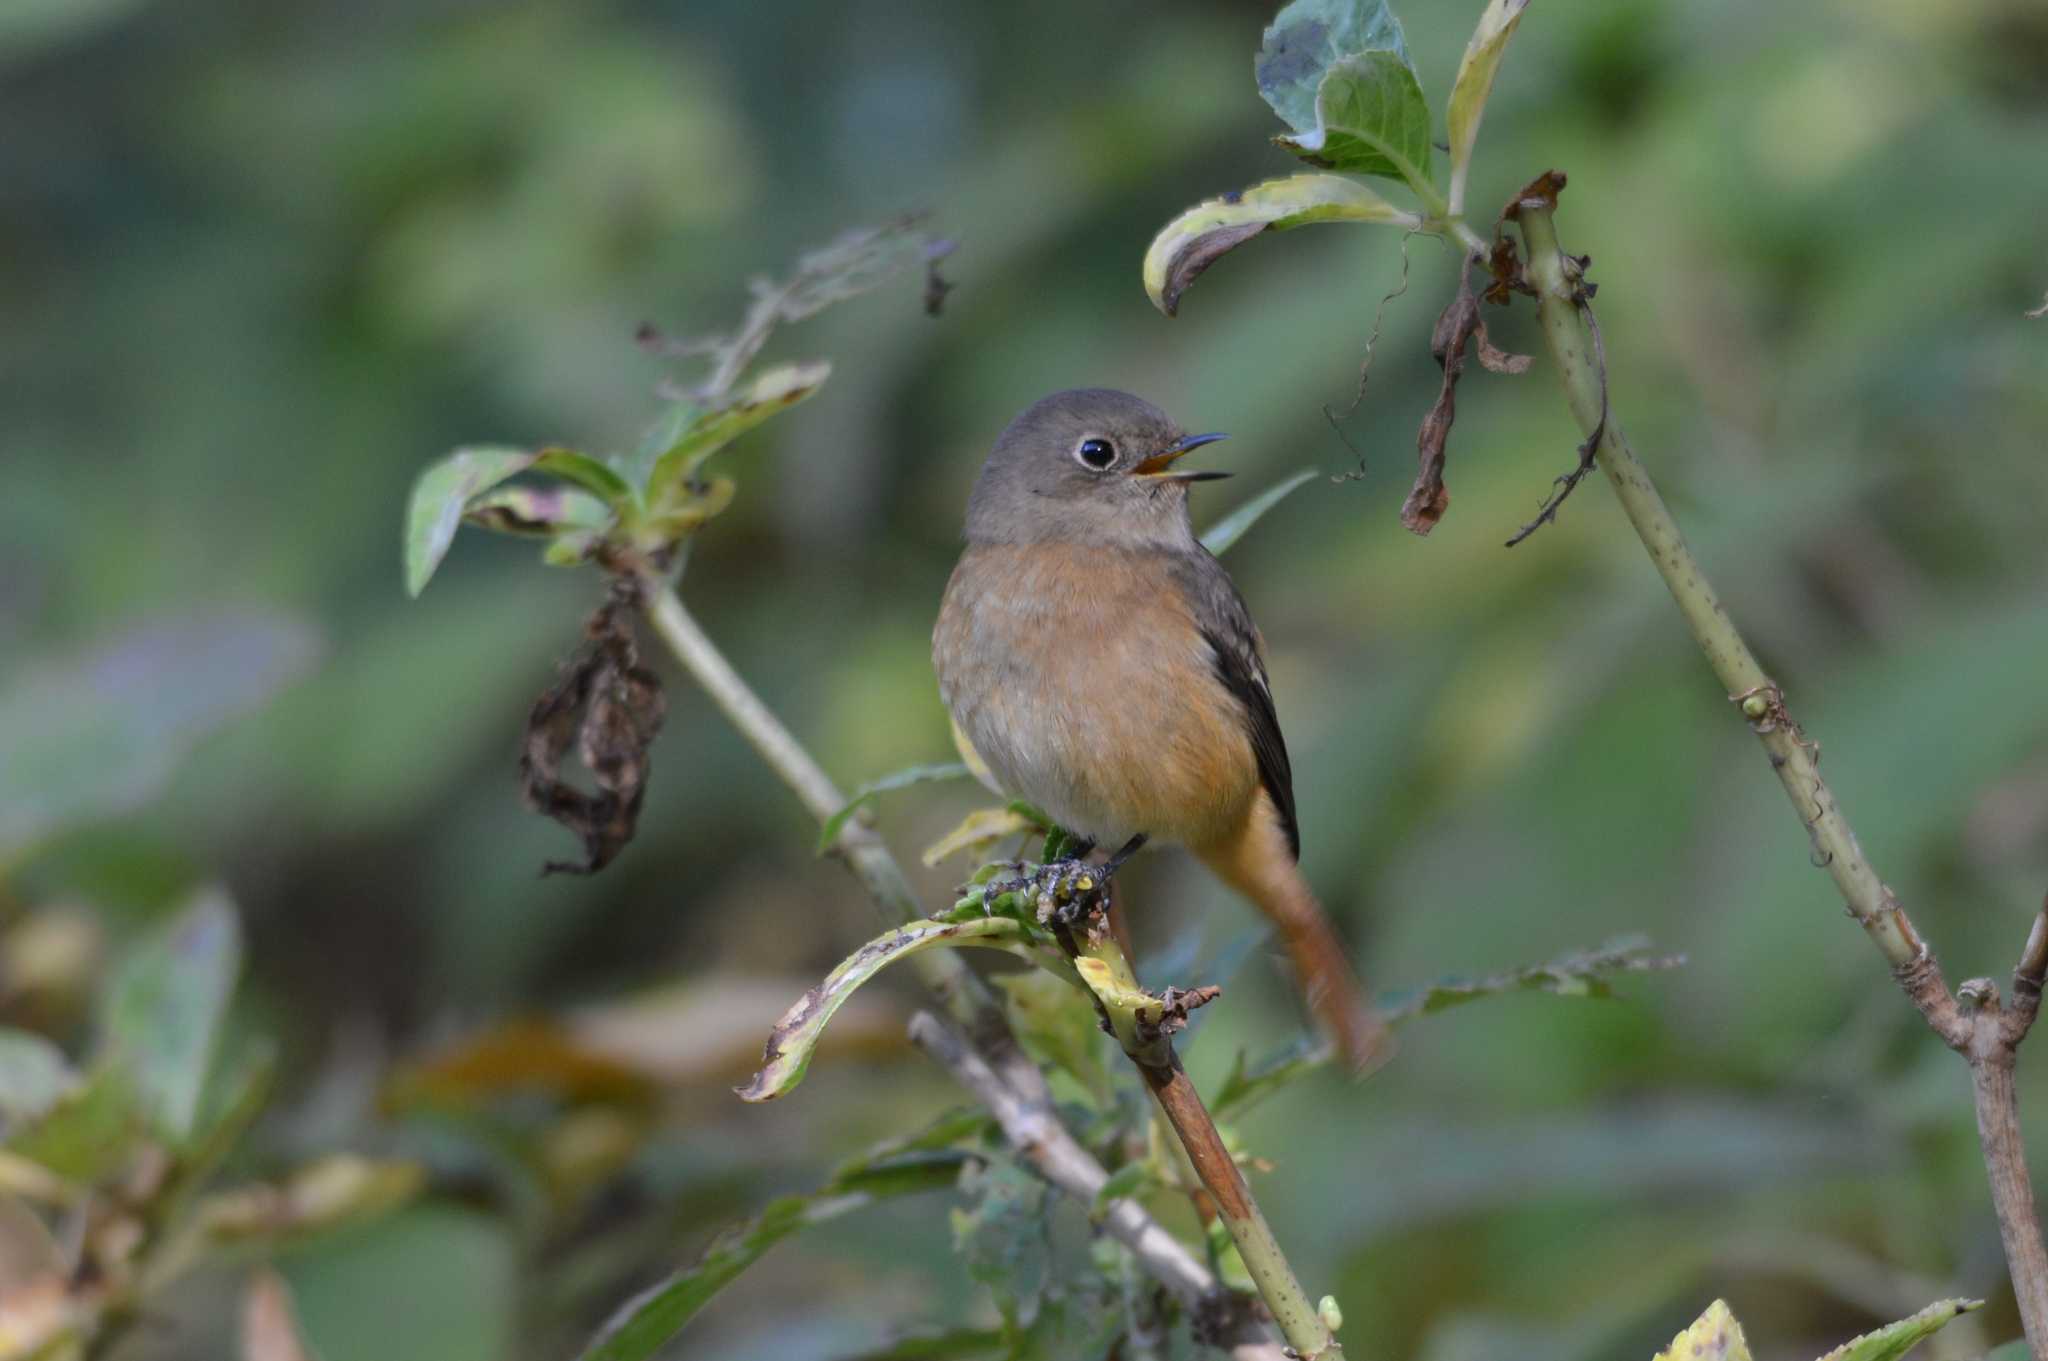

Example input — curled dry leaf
[522,585,667,875]
[1402,263,1528,536]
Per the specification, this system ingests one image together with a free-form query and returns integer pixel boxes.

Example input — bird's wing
[1172,548,1300,859]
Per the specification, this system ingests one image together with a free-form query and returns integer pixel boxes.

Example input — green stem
[1514,199,1922,969]
[1517,191,2048,1355]
[635,572,1027,1074]
[1068,924,1341,1360]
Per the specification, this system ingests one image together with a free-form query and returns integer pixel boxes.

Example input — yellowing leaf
[1653,1300,1752,1361]
[921,807,1035,867]
[1446,0,1530,213]
[1144,174,1418,316]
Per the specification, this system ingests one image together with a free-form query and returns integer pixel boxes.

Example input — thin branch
[1512,175,2048,1357]
[1059,914,1342,1360]
[906,1011,1285,1361]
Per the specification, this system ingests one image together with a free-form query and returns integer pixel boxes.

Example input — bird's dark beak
[1131,432,1231,482]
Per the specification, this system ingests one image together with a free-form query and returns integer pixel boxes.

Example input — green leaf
[403,447,535,597]
[1201,470,1320,556]
[531,447,634,505]
[1377,935,1686,1021]
[1214,937,1686,1118]
[1278,51,1434,193]
[736,915,1057,1102]
[4,1059,142,1182]
[1089,1161,1157,1216]
[645,361,832,507]
[1445,0,1529,213]
[817,761,972,852]
[992,969,1111,1105]
[0,611,319,861]
[1257,0,1412,135]
[462,484,613,537]
[951,1158,1052,1327]
[573,1151,962,1361]
[102,888,244,1144]
[616,400,704,493]
[1813,1298,1982,1361]
[0,1029,75,1129]
[1144,174,1419,316]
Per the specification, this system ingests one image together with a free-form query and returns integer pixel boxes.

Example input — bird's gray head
[962,389,1230,548]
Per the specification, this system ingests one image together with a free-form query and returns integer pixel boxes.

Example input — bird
[932,388,1389,1071]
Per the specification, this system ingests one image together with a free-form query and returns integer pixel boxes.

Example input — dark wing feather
[1172,550,1300,860]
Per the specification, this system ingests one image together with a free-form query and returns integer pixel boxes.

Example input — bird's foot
[987,855,1107,927]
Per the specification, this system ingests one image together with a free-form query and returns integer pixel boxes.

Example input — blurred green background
[4,0,2047,1356]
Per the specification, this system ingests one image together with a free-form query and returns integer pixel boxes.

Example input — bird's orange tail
[1197,792,1392,1074]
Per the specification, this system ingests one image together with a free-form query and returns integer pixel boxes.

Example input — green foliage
[5,1057,142,1183]
[0,891,420,1358]
[1277,50,1435,193]
[1200,469,1321,556]
[1257,0,1412,135]
[573,1146,968,1361]
[1214,936,1686,1118]
[643,360,831,503]
[401,218,944,598]
[102,889,243,1143]
[1812,1298,1983,1361]
[13,0,2048,1354]
[404,447,547,597]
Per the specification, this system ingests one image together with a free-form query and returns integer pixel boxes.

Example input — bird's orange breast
[933,542,1259,849]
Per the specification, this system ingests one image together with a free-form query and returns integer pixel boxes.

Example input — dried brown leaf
[521,583,666,875]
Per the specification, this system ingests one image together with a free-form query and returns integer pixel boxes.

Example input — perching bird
[932,389,1389,1071]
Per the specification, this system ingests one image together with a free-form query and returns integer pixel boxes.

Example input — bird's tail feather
[1197,794,1392,1074]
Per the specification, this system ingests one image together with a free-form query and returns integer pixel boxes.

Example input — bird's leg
[989,832,1151,927]
[1098,833,1148,880]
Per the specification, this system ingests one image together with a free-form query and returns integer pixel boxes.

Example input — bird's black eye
[1074,437,1116,471]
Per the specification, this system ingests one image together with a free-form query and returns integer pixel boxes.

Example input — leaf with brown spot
[522,586,666,875]
[737,916,1064,1103]
[1143,174,1420,316]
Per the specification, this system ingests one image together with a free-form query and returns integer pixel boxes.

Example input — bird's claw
[988,856,1106,926]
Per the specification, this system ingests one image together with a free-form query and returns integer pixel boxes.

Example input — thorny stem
[1065,917,1342,1360]
[906,1011,1287,1361]
[1514,187,2048,1357]
[634,571,1039,1096]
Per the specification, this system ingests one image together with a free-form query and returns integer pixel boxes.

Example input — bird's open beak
[1131,431,1231,482]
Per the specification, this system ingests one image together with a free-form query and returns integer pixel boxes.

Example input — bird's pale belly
[933,543,1258,850]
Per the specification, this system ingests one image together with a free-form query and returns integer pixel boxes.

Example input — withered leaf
[1402,263,1525,536]
[522,585,666,875]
